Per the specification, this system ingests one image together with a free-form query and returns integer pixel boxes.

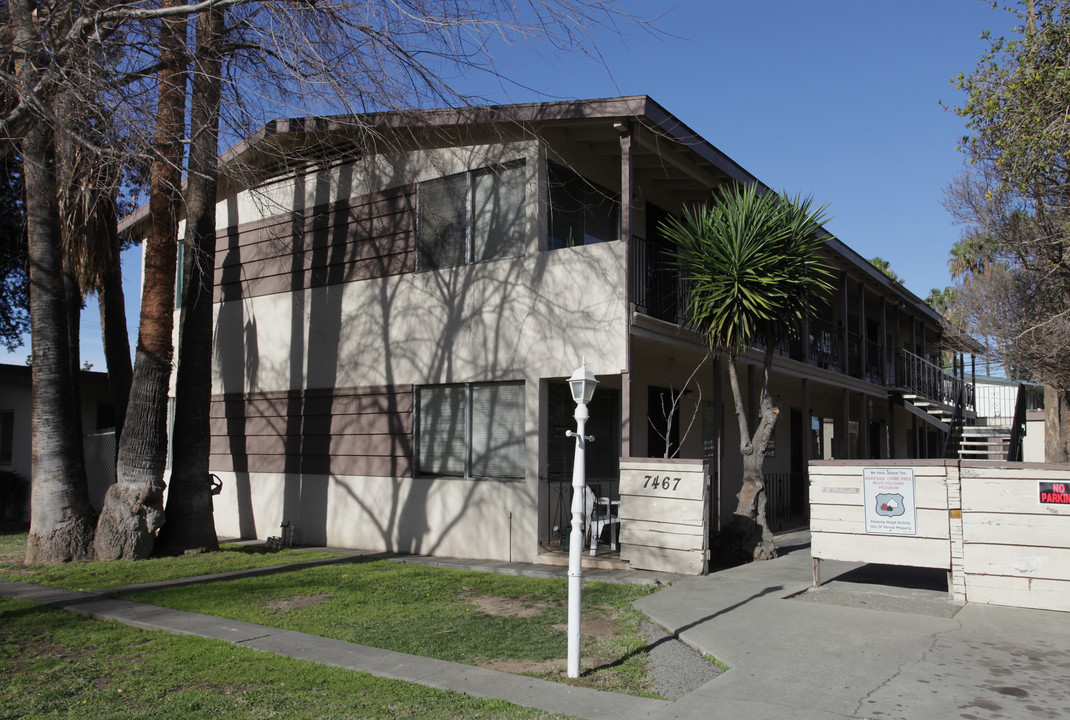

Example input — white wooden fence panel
[962,512,1070,549]
[618,460,708,574]
[811,531,950,569]
[963,574,1070,613]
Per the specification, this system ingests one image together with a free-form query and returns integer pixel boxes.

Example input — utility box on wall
[618,458,709,575]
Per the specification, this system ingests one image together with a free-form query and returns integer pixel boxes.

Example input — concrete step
[962,426,1012,436]
[536,547,629,571]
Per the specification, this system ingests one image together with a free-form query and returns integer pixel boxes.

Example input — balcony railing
[807,317,842,372]
[629,236,688,325]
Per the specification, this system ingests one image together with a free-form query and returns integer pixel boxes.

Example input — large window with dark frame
[416,382,525,480]
[416,161,527,270]
[546,161,619,250]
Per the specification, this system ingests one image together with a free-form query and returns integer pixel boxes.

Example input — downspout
[619,121,633,458]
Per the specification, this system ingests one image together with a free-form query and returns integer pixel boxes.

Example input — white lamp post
[566,358,598,679]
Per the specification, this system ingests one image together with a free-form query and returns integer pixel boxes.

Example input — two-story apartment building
[174,96,960,564]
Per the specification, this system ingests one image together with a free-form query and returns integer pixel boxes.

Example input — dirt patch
[484,657,566,674]
[463,593,555,619]
[262,594,331,611]
[552,610,619,640]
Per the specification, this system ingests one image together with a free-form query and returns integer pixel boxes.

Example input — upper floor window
[547,162,618,249]
[416,161,526,270]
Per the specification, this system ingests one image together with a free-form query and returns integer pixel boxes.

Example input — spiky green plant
[660,183,833,561]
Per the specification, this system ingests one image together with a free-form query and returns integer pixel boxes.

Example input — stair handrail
[895,348,974,411]
[941,382,965,459]
[1006,382,1028,462]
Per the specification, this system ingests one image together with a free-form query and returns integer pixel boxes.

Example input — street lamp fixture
[565,357,597,678]
[568,359,598,405]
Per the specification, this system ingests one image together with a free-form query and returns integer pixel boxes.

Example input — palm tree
[948,236,992,284]
[95,0,187,560]
[870,256,903,284]
[661,184,833,562]
[156,6,224,555]
[12,0,97,563]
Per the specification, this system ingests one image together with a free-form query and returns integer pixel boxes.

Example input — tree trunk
[95,1,187,560]
[157,6,224,556]
[12,0,96,563]
[1044,385,1070,464]
[98,196,132,443]
[713,347,778,564]
[20,121,96,562]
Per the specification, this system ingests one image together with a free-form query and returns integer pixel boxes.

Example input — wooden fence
[809,459,1070,613]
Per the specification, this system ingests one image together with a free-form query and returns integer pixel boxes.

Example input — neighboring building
[0,363,116,520]
[960,375,1045,462]
[140,96,970,563]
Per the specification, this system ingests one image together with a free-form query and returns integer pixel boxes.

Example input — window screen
[470,383,525,479]
[418,385,467,477]
[417,173,468,270]
[472,164,526,263]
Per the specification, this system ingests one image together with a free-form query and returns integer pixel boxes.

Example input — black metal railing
[1007,383,1028,462]
[941,387,966,459]
[864,339,885,384]
[895,349,975,411]
[630,236,688,325]
[764,471,809,532]
[846,331,862,379]
[808,317,842,371]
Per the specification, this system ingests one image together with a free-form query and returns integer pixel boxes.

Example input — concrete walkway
[4,534,1070,719]
[634,531,1070,720]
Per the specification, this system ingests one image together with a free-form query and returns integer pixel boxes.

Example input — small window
[0,410,13,464]
[417,161,526,270]
[547,162,619,249]
[416,382,525,480]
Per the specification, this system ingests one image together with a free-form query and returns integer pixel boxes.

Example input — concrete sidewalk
[3,534,1069,719]
[635,530,1070,720]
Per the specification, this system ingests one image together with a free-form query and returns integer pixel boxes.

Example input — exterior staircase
[895,350,1030,461]
[894,349,974,458]
[958,425,1013,460]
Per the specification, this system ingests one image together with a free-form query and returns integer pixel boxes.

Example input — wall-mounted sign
[1039,481,1070,505]
[863,467,916,536]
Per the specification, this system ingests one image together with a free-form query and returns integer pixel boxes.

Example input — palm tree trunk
[95,0,187,560]
[21,121,96,563]
[12,0,96,563]
[97,198,132,442]
[157,6,224,555]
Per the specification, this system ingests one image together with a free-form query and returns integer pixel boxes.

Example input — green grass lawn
[0,525,28,552]
[126,560,662,696]
[0,542,343,591]
[0,597,568,720]
[0,534,670,697]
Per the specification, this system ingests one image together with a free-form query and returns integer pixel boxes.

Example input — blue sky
[1,0,1017,370]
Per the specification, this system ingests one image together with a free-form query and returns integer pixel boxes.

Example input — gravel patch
[640,620,721,699]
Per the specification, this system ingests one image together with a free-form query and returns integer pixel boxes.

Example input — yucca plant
[660,183,833,561]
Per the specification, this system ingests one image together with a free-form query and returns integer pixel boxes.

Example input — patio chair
[584,486,620,556]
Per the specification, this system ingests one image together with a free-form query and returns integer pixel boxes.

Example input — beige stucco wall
[207,140,628,562]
